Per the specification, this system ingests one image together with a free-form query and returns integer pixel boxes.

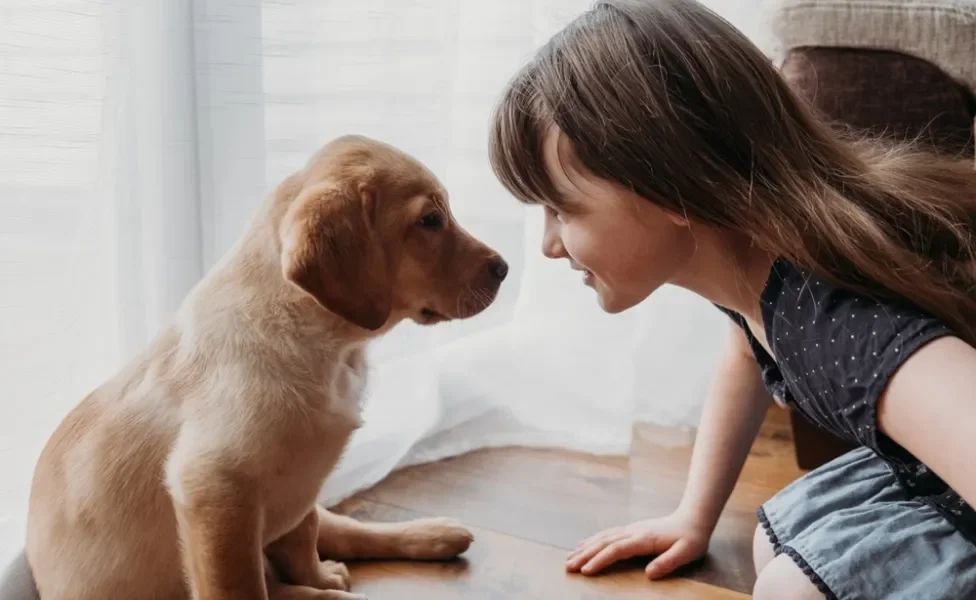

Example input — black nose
[488,257,509,282]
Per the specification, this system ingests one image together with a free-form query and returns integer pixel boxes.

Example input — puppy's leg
[316,505,474,561]
[266,509,352,592]
[172,471,267,600]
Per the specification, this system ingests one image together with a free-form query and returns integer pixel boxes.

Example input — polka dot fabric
[717,258,976,545]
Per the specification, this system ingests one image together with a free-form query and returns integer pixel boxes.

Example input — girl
[487,1,976,599]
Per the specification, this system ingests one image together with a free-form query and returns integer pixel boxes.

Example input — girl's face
[540,130,699,313]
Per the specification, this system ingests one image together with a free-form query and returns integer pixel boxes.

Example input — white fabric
[0,0,768,565]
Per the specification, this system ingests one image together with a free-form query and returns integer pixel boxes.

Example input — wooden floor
[332,407,804,599]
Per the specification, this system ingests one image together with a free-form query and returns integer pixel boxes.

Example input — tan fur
[26,135,505,600]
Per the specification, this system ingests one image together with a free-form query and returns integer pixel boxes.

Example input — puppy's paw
[316,560,351,591]
[400,517,474,560]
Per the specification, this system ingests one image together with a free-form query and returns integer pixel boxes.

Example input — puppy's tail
[1,550,40,600]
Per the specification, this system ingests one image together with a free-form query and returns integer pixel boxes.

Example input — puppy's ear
[280,182,392,331]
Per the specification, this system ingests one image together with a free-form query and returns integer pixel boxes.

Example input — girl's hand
[565,512,711,579]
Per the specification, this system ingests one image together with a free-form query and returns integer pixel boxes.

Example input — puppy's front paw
[317,560,351,591]
[400,517,474,560]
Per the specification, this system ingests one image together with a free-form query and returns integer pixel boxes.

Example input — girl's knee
[753,555,826,600]
[752,523,775,575]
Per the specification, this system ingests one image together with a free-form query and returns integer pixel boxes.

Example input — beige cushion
[767,0,976,94]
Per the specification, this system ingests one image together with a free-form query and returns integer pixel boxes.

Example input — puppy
[25,135,508,600]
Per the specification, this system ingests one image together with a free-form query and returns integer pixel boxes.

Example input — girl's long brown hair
[489,0,976,346]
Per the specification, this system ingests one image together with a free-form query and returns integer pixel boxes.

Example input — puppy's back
[25,327,191,600]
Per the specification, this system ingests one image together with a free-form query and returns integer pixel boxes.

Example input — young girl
[487,1,976,598]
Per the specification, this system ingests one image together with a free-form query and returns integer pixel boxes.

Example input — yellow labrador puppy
[26,135,508,600]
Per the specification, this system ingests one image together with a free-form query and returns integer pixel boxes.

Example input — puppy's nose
[488,257,509,282]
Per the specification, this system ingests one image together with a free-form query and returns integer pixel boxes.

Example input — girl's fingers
[567,529,625,561]
[574,527,622,552]
[566,544,600,571]
[566,533,628,572]
[645,539,695,580]
[579,536,648,576]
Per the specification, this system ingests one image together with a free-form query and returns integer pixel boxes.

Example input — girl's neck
[672,231,774,324]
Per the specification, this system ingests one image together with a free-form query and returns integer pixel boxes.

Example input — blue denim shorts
[759,446,976,600]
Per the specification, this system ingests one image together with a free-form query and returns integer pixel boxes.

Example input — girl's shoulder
[762,259,951,418]
[717,259,955,464]
[714,258,952,377]
[761,258,947,345]
[760,260,957,465]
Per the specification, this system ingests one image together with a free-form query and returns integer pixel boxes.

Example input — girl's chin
[595,285,647,315]
[586,276,636,314]
[596,294,618,313]
[593,284,617,312]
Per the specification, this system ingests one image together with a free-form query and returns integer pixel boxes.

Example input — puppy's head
[279,135,507,332]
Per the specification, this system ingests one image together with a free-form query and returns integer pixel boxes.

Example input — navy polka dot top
[717,258,976,545]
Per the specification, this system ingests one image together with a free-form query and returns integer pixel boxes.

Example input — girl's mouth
[570,261,595,287]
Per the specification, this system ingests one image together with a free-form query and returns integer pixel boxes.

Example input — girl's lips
[569,262,594,286]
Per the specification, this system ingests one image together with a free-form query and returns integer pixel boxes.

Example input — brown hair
[489,0,976,346]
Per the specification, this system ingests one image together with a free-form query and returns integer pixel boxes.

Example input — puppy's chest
[260,355,368,541]
[326,348,369,422]
[260,422,356,542]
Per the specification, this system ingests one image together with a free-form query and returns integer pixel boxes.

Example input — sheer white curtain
[0,0,773,565]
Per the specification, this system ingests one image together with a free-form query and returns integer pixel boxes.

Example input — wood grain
[332,405,803,599]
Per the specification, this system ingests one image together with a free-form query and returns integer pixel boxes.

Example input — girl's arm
[567,321,773,579]
[675,321,773,532]
[878,336,976,506]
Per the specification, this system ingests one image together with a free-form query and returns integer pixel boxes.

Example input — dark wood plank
[333,405,803,598]
[338,499,750,600]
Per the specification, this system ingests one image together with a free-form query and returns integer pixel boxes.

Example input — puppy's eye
[418,213,443,229]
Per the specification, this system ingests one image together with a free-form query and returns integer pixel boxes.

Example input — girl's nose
[541,211,566,259]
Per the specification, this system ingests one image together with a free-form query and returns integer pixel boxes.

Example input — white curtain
[0,0,773,565]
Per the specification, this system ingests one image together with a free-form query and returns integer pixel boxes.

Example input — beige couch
[768,0,976,469]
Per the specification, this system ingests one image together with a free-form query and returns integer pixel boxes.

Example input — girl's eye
[418,213,443,229]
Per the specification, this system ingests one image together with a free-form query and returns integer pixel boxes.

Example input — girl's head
[489,0,828,312]
[490,0,976,342]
